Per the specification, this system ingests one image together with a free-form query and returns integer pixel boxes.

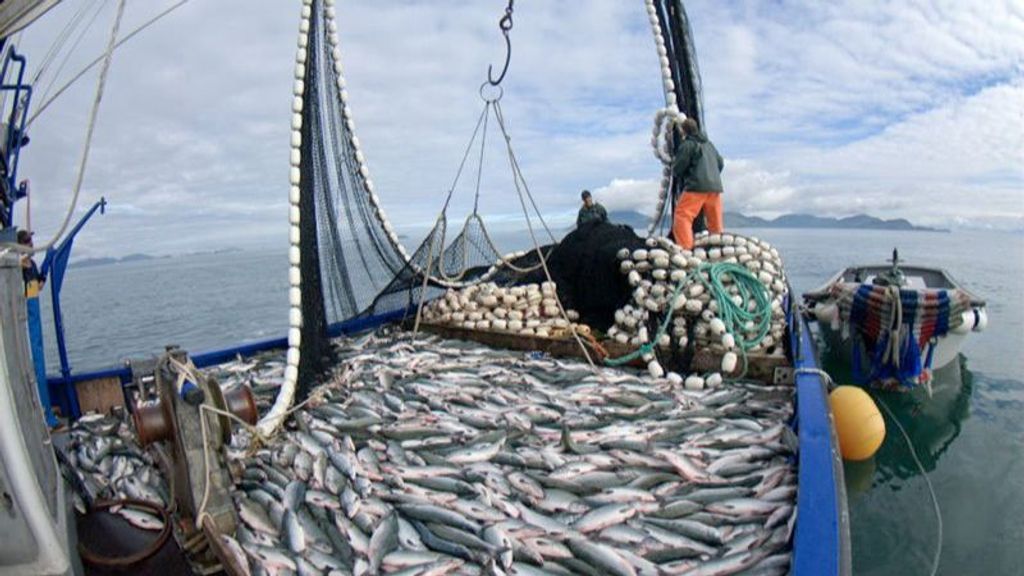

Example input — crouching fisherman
[671,118,725,249]
[576,189,608,228]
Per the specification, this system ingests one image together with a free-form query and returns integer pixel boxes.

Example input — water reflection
[839,357,974,492]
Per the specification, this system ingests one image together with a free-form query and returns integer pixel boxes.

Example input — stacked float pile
[418,281,590,339]
[225,333,797,576]
[608,233,788,388]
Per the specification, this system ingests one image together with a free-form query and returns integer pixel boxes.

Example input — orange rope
[579,331,609,362]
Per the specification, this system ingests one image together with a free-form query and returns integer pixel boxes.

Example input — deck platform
[417,322,792,385]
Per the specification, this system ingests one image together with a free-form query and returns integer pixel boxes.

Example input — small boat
[803,249,986,392]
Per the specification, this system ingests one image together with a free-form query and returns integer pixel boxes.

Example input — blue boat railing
[45,306,416,420]
[791,314,853,576]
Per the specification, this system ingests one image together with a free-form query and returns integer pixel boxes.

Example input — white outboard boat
[803,249,986,392]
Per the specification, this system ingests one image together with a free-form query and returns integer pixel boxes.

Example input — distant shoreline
[71,247,243,269]
[604,210,948,233]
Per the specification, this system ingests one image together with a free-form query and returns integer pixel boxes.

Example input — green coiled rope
[604,261,774,378]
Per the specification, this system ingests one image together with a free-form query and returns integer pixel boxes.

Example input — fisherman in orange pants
[671,118,725,249]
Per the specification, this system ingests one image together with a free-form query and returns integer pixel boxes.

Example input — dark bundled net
[655,0,705,126]
[535,222,647,332]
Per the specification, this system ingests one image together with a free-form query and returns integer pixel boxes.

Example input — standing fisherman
[18,230,59,428]
[671,118,724,249]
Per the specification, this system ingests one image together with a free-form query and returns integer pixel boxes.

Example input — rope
[604,273,687,368]
[580,331,609,362]
[36,0,109,107]
[882,285,903,369]
[491,97,599,372]
[27,0,197,128]
[493,101,557,245]
[194,367,348,530]
[874,393,943,576]
[440,103,489,214]
[471,102,490,215]
[2,0,127,256]
[604,262,773,379]
[29,0,96,86]
[412,217,444,334]
[795,364,943,576]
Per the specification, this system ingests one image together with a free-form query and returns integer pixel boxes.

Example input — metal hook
[487,0,515,86]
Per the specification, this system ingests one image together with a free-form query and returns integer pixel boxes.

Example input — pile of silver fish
[222,332,798,576]
[59,412,169,531]
[608,233,789,386]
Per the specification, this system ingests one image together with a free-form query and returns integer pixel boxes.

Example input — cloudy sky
[10,0,1024,258]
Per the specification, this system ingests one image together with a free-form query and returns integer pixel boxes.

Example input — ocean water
[37,227,1024,575]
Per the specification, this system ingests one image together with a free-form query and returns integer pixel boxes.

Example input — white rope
[882,285,903,369]
[29,0,96,87]
[1,0,127,256]
[197,370,346,529]
[36,0,109,108]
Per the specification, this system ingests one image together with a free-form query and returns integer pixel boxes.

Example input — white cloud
[8,0,1024,259]
[592,178,660,215]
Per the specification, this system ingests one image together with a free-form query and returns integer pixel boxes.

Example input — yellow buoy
[829,385,886,461]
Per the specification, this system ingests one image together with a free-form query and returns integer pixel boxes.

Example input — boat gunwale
[803,265,986,308]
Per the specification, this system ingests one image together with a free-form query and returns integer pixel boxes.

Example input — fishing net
[539,222,647,332]
[295,0,707,388]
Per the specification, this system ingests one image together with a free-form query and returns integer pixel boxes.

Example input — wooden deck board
[76,376,125,414]
[416,323,791,384]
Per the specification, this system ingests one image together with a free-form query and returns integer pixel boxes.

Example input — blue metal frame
[45,306,416,419]
[791,314,851,576]
[0,44,33,226]
[40,198,107,391]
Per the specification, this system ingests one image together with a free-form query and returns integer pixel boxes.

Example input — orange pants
[672,192,723,249]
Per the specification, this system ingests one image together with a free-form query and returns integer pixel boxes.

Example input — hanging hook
[487,0,515,86]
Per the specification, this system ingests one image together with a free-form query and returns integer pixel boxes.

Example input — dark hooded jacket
[672,132,724,193]
[576,202,608,227]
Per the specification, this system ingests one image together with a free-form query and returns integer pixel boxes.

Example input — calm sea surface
[39,228,1024,575]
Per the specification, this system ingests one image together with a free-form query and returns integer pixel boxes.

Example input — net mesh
[297,0,706,382]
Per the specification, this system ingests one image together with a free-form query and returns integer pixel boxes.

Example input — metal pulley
[133,348,257,446]
[130,346,257,571]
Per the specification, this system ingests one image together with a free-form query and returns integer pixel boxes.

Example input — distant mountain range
[71,247,243,269]
[604,210,945,232]
[72,253,158,269]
